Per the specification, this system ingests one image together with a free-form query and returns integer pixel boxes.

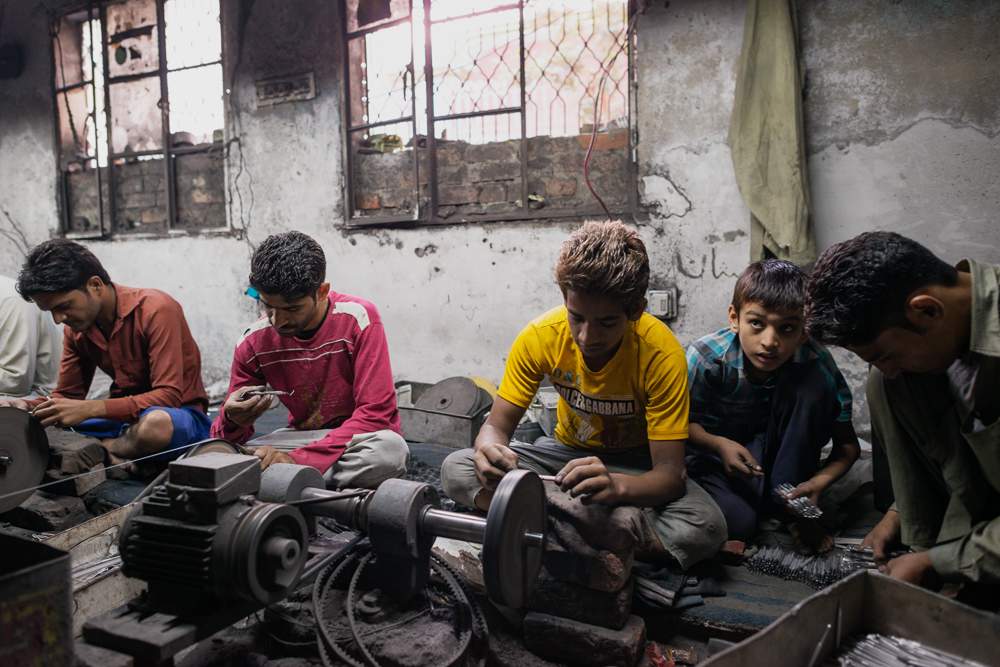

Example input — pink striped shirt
[210,291,401,472]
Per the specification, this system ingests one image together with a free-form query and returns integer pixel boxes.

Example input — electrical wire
[313,540,484,667]
[0,437,224,505]
[583,6,640,221]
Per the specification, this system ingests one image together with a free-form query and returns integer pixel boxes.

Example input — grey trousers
[440,437,727,569]
[247,428,409,489]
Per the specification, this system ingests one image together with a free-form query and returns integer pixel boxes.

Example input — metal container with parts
[0,532,73,667]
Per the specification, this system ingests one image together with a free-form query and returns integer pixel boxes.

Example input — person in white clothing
[0,274,61,398]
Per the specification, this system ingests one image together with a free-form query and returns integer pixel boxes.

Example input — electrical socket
[646,287,678,320]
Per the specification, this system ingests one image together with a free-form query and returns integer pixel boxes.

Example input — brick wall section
[64,150,225,234]
[354,130,630,220]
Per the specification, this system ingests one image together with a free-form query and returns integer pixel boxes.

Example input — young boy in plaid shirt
[686,259,860,545]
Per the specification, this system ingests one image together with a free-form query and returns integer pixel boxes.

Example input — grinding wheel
[482,469,545,608]
[414,376,491,416]
[0,407,49,513]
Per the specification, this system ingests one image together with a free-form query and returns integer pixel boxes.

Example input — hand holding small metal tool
[224,385,279,427]
[718,438,764,478]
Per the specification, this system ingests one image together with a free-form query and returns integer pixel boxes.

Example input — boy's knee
[657,488,729,566]
[440,449,477,500]
[373,431,409,478]
[135,410,174,446]
[782,362,835,405]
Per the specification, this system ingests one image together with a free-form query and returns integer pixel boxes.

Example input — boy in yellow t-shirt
[440,222,726,568]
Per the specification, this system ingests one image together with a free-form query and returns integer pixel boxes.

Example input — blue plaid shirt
[686,328,852,444]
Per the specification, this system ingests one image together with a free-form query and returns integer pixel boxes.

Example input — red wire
[583,11,637,222]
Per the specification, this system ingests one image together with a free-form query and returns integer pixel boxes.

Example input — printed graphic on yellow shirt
[552,382,647,450]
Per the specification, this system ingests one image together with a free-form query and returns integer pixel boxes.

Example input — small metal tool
[537,474,558,482]
[243,388,294,398]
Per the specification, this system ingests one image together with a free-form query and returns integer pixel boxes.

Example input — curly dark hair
[805,232,958,346]
[555,221,649,314]
[249,231,326,299]
[17,239,112,300]
[732,259,806,314]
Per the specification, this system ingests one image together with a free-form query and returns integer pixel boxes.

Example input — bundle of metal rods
[745,545,870,589]
[824,633,986,666]
[774,482,824,519]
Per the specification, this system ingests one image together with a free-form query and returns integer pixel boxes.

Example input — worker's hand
[556,456,624,505]
[883,551,934,586]
[717,439,763,478]
[0,398,31,411]
[473,442,518,489]
[785,476,825,506]
[862,509,901,561]
[31,397,100,427]
[253,446,295,469]
[223,385,275,427]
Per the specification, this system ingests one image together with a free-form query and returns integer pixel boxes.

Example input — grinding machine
[77,450,547,665]
[0,406,50,514]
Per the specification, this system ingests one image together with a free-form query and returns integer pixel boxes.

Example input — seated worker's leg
[764,363,838,493]
[867,368,959,550]
[326,430,409,489]
[594,449,727,567]
[688,463,758,541]
[641,479,727,568]
[101,406,212,463]
[440,436,584,510]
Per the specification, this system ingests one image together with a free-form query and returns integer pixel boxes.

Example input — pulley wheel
[0,407,49,514]
[229,502,309,605]
[414,377,491,416]
[482,470,546,608]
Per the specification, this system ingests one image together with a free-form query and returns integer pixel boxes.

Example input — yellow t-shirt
[498,306,689,451]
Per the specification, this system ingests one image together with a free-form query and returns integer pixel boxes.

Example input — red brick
[544,177,578,197]
[576,128,628,151]
[355,193,381,210]
[439,185,478,205]
[477,183,507,204]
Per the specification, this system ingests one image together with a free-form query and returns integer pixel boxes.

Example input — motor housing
[120,453,308,612]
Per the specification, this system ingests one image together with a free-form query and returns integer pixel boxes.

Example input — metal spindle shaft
[422,507,487,543]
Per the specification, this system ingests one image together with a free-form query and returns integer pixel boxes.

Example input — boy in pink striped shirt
[211,231,407,488]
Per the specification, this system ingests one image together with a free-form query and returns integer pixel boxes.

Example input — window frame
[51,0,229,240]
[339,0,640,228]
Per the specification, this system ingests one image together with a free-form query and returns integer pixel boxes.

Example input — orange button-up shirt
[50,285,207,421]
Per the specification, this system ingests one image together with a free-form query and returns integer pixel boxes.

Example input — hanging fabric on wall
[729,0,816,265]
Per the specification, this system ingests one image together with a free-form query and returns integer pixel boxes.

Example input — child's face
[729,301,807,375]
[565,289,638,367]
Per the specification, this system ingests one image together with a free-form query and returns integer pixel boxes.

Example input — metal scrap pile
[745,545,879,589]
[824,633,987,666]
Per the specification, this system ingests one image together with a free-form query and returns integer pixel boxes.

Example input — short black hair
[17,239,111,300]
[731,259,806,314]
[805,231,958,346]
[249,231,326,299]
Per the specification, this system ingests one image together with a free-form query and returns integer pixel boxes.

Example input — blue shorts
[72,405,212,461]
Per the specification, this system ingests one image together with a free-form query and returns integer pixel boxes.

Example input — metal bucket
[0,532,73,667]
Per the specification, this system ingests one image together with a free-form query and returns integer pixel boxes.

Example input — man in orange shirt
[1,240,209,465]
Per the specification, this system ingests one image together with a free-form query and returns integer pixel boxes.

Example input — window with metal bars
[51,0,225,239]
[342,0,638,226]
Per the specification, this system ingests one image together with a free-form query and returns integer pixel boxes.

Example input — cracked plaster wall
[1,0,997,431]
